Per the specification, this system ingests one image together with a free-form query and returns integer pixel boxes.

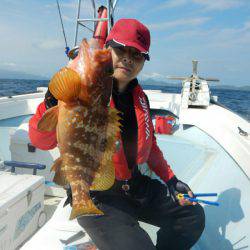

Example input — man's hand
[167,176,197,206]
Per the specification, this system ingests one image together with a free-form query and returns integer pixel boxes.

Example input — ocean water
[143,84,250,122]
[0,79,249,121]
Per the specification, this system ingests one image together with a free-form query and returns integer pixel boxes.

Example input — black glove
[166,176,193,203]
[44,89,58,109]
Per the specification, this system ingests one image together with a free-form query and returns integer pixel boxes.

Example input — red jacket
[29,85,174,183]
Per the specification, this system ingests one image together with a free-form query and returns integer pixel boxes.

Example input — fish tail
[49,67,81,103]
[70,181,103,220]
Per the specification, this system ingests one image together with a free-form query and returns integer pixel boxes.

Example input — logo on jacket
[139,96,150,140]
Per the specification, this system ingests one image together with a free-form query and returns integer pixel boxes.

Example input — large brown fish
[38,39,120,220]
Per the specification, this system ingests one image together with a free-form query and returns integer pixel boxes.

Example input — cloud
[153,0,188,10]
[62,14,74,22]
[36,39,63,50]
[1,0,249,86]
[1,62,17,67]
[166,28,213,41]
[116,1,152,17]
[192,0,245,11]
[58,1,91,11]
[150,0,247,12]
[243,21,250,30]
[45,0,95,29]
[140,72,168,80]
[163,20,250,49]
[212,20,250,46]
[45,1,77,10]
[148,17,210,31]
[61,2,78,9]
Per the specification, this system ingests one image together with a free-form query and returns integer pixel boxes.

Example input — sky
[0,0,250,86]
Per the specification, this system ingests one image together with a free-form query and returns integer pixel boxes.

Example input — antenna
[192,60,198,77]
[167,60,220,82]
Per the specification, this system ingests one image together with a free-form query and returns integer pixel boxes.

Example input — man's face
[109,46,146,83]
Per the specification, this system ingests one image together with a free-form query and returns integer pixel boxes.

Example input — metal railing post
[73,0,115,48]
[74,0,82,46]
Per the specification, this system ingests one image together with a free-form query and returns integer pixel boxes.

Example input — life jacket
[110,84,154,180]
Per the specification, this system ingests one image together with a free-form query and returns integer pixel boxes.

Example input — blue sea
[0,79,249,121]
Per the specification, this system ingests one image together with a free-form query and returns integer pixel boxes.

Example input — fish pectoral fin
[51,157,67,186]
[49,67,81,103]
[53,170,67,186]
[51,157,62,172]
[37,105,58,132]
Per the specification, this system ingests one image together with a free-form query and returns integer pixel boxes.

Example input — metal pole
[113,0,119,10]
[110,0,113,29]
[78,18,109,22]
[74,0,82,46]
[78,22,94,32]
[91,0,96,31]
[109,0,115,29]
[73,0,117,47]
[107,0,110,32]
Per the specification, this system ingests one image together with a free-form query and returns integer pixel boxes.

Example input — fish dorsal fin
[49,67,81,103]
[37,105,58,132]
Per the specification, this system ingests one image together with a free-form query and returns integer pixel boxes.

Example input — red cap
[105,18,150,60]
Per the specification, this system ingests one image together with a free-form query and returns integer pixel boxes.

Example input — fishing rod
[56,0,70,57]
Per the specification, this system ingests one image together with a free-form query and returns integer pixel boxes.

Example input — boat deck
[0,92,249,249]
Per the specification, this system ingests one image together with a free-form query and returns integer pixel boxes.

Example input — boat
[0,1,249,249]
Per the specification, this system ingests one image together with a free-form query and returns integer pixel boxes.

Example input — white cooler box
[0,172,45,250]
[9,122,65,197]
[9,122,59,180]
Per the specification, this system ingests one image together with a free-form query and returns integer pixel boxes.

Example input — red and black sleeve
[28,90,58,150]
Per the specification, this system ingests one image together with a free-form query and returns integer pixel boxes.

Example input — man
[29,18,205,250]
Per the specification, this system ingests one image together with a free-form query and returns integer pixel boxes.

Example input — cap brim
[105,40,150,61]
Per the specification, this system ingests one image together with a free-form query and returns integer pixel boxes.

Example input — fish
[37,38,121,220]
